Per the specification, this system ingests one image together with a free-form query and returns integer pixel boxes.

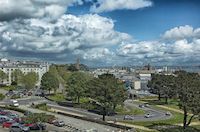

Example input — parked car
[123,115,134,120]
[10,100,19,107]
[10,123,30,132]
[25,123,46,130]
[0,115,12,123]
[144,113,154,118]
[53,120,65,127]
[2,120,16,128]
[24,111,32,116]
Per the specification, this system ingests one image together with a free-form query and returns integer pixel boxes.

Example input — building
[0,58,50,86]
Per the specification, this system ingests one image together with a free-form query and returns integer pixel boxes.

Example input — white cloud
[0,0,83,21]
[163,25,200,40]
[0,14,131,61]
[89,0,152,13]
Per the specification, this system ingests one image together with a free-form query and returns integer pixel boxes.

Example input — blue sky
[0,0,200,66]
[68,0,200,40]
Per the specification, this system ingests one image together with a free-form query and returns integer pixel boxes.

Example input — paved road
[2,96,172,122]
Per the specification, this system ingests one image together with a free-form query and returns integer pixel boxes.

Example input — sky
[0,0,200,67]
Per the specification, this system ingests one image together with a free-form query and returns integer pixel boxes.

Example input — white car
[124,115,134,120]
[144,113,153,118]
[10,100,19,107]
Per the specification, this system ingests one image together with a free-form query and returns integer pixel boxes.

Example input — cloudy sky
[0,0,200,66]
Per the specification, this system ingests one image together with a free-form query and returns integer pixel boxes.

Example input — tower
[76,58,80,70]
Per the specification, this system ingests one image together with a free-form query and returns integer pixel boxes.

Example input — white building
[0,58,50,86]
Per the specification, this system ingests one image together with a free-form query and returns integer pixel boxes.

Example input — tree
[88,74,127,121]
[11,69,23,85]
[0,70,7,84]
[41,72,59,94]
[148,74,163,101]
[66,72,91,104]
[175,71,200,129]
[22,72,38,90]
[148,74,175,104]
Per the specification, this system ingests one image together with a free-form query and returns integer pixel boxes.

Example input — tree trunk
[183,106,188,129]
[165,96,168,104]
[158,93,161,101]
[113,104,116,111]
[102,107,106,121]
[77,96,80,104]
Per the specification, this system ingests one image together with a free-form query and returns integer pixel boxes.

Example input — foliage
[88,73,127,121]
[66,72,92,104]
[174,71,200,129]
[22,72,38,89]
[11,69,23,85]
[48,94,65,102]
[22,113,55,123]
[0,93,5,100]
[1,85,16,91]
[0,70,7,83]
[34,103,49,111]
[41,71,59,93]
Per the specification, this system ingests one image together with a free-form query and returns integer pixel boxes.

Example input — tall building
[0,58,50,86]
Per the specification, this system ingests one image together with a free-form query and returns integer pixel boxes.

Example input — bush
[11,94,20,99]
[22,113,55,123]
[0,93,5,100]
[34,103,49,111]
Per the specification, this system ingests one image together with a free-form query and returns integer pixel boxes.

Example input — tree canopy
[88,73,127,121]
[41,71,59,93]
[22,72,38,89]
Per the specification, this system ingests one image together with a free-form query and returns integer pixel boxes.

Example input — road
[2,96,173,122]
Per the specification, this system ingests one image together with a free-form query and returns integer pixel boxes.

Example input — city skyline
[0,0,200,66]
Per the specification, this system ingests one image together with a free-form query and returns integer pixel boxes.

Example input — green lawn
[48,93,66,102]
[116,105,145,115]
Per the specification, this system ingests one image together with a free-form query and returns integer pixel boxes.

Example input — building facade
[0,58,50,86]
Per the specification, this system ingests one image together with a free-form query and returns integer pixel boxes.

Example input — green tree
[0,70,7,84]
[175,71,200,129]
[11,69,23,85]
[66,72,91,104]
[22,72,38,90]
[88,74,127,121]
[41,72,59,94]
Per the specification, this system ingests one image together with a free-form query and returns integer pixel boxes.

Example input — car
[25,123,46,130]
[2,120,16,128]
[10,100,19,107]
[0,116,12,123]
[144,113,154,118]
[10,123,30,132]
[144,103,149,107]
[123,115,134,120]
[139,104,145,108]
[165,111,171,116]
[24,111,32,116]
[53,120,65,127]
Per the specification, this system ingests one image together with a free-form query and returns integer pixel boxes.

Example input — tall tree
[11,69,23,85]
[66,72,91,104]
[0,70,7,84]
[175,71,200,129]
[41,72,59,94]
[22,72,38,90]
[88,74,127,121]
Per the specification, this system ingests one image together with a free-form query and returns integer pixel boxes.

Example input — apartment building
[0,58,50,86]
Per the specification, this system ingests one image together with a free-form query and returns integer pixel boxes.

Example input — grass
[122,99,199,132]
[48,93,66,102]
[34,103,50,111]
[1,85,16,91]
[116,105,145,115]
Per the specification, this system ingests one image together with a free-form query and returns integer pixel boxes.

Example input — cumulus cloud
[0,0,82,21]
[163,25,200,40]
[0,14,131,62]
[89,0,153,13]
[117,25,200,65]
